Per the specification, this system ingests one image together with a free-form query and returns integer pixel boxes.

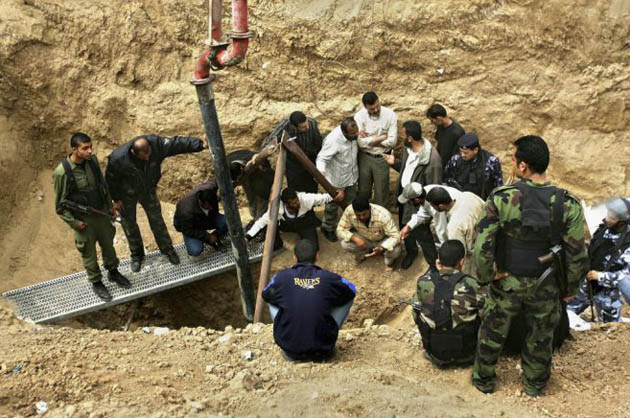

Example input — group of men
[53,91,630,397]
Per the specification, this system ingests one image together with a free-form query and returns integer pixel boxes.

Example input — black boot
[401,253,416,270]
[130,258,143,273]
[108,269,132,289]
[165,248,180,265]
[92,281,113,302]
[321,229,338,243]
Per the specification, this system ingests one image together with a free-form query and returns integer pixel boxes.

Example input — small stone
[204,365,215,374]
[153,327,169,336]
[363,319,375,328]
[65,405,77,415]
[187,401,205,411]
[243,350,254,361]
[218,334,232,344]
[35,400,48,415]
[81,401,94,412]
[224,326,234,333]
[252,324,263,334]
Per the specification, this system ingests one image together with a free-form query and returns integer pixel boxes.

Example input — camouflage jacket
[411,267,484,329]
[473,179,589,296]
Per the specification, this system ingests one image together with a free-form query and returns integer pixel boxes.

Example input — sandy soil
[1,0,630,416]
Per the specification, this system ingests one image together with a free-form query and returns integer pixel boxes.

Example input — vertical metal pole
[194,81,255,321]
[253,138,287,323]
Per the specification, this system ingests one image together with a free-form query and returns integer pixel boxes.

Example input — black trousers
[398,202,437,269]
[279,210,321,251]
[286,170,318,193]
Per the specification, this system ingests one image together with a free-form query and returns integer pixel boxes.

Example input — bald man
[106,134,206,272]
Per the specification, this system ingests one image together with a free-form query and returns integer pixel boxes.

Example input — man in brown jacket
[384,120,442,270]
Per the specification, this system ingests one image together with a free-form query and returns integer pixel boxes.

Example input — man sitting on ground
[262,240,356,362]
[246,188,342,251]
[337,197,402,271]
[411,240,484,368]
[173,181,227,259]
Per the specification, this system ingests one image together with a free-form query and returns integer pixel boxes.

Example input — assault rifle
[538,244,595,321]
[60,199,118,223]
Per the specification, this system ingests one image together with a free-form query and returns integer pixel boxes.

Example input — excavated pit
[1,0,629,332]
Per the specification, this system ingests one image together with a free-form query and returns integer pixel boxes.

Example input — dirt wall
[1,0,629,231]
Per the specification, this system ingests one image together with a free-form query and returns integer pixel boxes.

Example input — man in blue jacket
[262,240,356,361]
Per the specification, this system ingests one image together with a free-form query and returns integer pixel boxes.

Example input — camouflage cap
[398,182,424,204]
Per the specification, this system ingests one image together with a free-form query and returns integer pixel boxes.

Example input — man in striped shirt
[337,197,402,271]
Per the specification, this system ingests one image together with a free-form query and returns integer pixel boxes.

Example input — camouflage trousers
[120,190,173,260]
[567,278,622,322]
[472,275,560,395]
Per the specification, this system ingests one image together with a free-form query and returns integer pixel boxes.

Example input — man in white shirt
[425,186,485,275]
[398,183,449,264]
[354,92,397,208]
[246,188,340,251]
[316,118,360,242]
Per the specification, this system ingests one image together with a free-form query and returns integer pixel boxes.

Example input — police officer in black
[568,198,630,322]
[53,133,130,301]
[443,133,503,201]
[262,240,356,362]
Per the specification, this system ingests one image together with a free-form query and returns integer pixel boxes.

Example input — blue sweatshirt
[262,263,356,357]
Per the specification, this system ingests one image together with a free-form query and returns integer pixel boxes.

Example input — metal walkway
[3,240,269,324]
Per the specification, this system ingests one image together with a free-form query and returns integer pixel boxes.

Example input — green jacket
[472,179,589,296]
[53,154,112,230]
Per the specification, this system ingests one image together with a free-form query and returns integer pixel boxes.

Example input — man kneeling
[262,240,356,362]
[411,240,484,368]
[173,181,228,258]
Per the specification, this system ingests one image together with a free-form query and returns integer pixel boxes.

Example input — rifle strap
[61,157,104,194]
[61,158,79,195]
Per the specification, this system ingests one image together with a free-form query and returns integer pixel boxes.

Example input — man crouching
[411,240,484,368]
[262,240,356,362]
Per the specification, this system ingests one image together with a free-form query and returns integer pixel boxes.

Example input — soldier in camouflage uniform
[412,240,484,368]
[472,135,588,397]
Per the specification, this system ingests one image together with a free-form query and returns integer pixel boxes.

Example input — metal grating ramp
[3,240,271,324]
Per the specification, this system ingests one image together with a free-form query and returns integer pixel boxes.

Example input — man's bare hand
[586,270,599,281]
[351,234,368,250]
[201,134,209,149]
[333,190,345,203]
[359,130,368,138]
[382,153,395,166]
[400,225,411,240]
[113,200,124,213]
[368,246,385,257]
[76,221,88,231]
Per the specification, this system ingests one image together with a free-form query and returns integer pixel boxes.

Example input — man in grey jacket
[384,120,442,270]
